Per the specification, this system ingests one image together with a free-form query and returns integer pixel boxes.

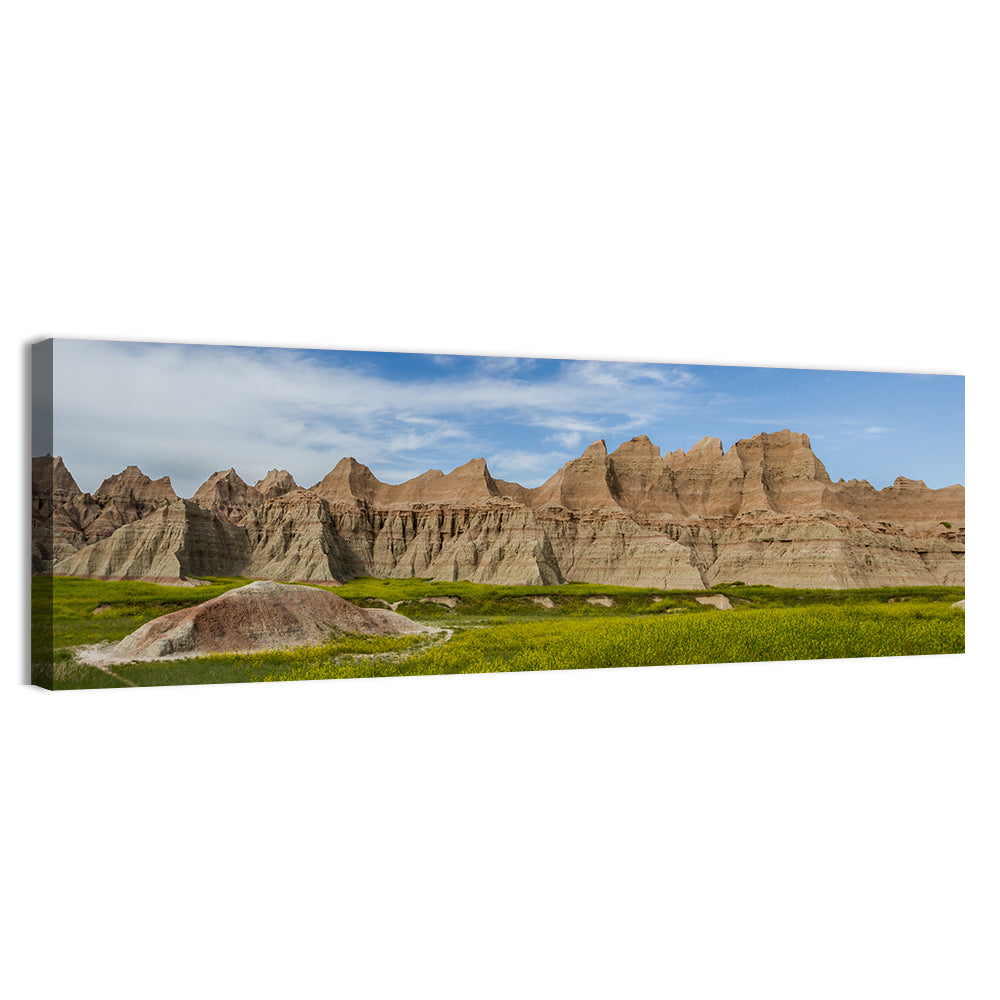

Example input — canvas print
[30,339,965,690]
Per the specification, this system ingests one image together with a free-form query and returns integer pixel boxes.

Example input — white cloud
[472,355,535,376]
[487,449,572,484]
[545,430,584,450]
[50,341,714,496]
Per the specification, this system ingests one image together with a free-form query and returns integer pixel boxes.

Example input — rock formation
[32,455,98,570]
[87,465,179,541]
[243,488,347,582]
[254,469,298,499]
[31,456,179,571]
[191,469,262,524]
[38,430,965,588]
[51,499,252,584]
[79,580,438,664]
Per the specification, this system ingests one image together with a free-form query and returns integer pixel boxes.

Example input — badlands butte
[32,430,964,590]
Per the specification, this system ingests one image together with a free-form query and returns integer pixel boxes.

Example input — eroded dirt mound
[84,581,438,664]
[695,594,734,610]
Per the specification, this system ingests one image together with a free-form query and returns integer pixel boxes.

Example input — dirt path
[92,663,139,687]
[340,627,455,673]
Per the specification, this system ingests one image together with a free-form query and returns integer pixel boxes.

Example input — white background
[2,3,995,998]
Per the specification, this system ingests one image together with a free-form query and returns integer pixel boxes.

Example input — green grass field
[32,576,965,690]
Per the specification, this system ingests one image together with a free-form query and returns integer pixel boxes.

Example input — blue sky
[45,340,964,498]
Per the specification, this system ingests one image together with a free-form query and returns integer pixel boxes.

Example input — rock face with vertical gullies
[254,469,298,500]
[243,488,346,583]
[313,456,503,506]
[191,469,262,524]
[531,440,625,512]
[52,500,251,583]
[32,455,96,570]
[30,456,177,571]
[94,465,178,505]
[87,465,179,542]
[40,430,965,588]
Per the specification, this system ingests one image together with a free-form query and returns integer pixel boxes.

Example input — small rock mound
[695,594,733,610]
[84,581,438,664]
[586,596,615,608]
[951,599,965,610]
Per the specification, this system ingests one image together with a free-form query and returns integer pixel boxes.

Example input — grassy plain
[33,575,965,690]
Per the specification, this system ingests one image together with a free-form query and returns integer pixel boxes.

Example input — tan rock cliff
[40,430,965,588]
[52,499,251,583]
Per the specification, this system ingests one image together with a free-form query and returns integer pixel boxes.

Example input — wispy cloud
[545,430,585,450]
[488,449,573,478]
[472,355,536,376]
[46,340,964,495]
[51,341,717,495]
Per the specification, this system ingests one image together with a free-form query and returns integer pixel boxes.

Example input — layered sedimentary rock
[243,489,347,583]
[41,430,965,587]
[531,440,625,512]
[313,456,503,506]
[52,500,251,583]
[254,469,298,500]
[82,580,437,664]
[94,465,177,507]
[31,455,97,570]
[192,469,262,524]
[87,465,179,541]
[31,456,178,571]
[365,501,563,585]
